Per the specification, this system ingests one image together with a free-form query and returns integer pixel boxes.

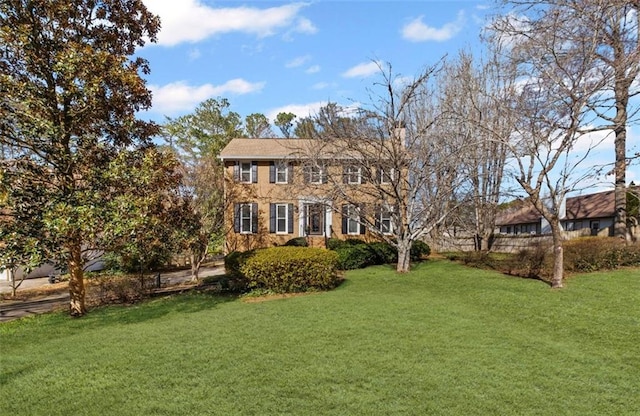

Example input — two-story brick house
[219,138,394,252]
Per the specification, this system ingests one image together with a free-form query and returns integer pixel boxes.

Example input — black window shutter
[233,203,240,233]
[288,203,294,234]
[233,162,240,181]
[251,161,258,183]
[288,163,293,184]
[360,167,366,184]
[342,165,348,184]
[269,162,275,183]
[269,204,276,233]
[359,203,366,235]
[341,204,348,235]
[321,164,328,184]
[374,205,381,231]
[251,203,258,233]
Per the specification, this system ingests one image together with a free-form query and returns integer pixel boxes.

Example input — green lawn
[1,260,639,415]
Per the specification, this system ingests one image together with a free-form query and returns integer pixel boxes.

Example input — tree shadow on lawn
[86,290,239,326]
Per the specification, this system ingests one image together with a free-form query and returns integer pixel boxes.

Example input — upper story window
[344,165,362,184]
[379,167,395,184]
[235,161,257,183]
[309,165,325,184]
[269,162,290,184]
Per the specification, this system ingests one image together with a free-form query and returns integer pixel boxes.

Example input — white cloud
[150,79,265,115]
[286,55,311,68]
[143,0,314,46]
[295,17,318,34]
[266,101,328,121]
[311,82,331,90]
[305,65,321,74]
[401,11,466,42]
[342,61,381,78]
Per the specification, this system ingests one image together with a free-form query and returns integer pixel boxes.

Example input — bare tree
[437,50,513,251]
[300,62,466,272]
[490,5,610,287]
[498,0,640,239]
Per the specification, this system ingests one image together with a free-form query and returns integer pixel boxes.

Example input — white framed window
[345,165,361,184]
[380,167,395,184]
[240,162,252,183]
[343,204,362,235]
[275,163,288,184]
[239,203,254,233]
[379,206,393,235]
[310,165,324,184]
[276,204,288,234]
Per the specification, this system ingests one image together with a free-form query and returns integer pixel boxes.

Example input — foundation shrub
[224,250,255,279]
[334,245,377,270]
[283,237,308,247]
[240,247,339,293]
[410,240,431,261]
[368,242,398,264]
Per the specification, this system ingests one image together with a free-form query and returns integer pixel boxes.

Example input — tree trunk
[396,239,411,273]
[67,243,86,317]
[190,253,201,282]
[614,123,627,239]
[550,223,564,289]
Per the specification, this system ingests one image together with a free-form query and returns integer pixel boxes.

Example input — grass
[1,260,639,415]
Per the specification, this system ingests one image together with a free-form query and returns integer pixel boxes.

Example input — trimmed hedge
[224,250,255,279]
[240,247,339,293]
[410,240,431,261]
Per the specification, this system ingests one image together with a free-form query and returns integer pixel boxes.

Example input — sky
[138,0,638,190]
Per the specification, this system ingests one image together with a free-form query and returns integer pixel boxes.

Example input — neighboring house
[496,190,616,237]
[219,138,392,252]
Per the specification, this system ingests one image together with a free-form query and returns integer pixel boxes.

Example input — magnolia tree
[299,63,467,272]
[0,0,160,315]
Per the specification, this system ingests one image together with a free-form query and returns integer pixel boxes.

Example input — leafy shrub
[410,240,431,261]
[564,238,640,272]
[368,242,398,264]
[326,238,347,250]
[224,250,255,279]
[240,247,339,293]
[334,245,378,270]
[345,238,367,245]
[284,237,308,247]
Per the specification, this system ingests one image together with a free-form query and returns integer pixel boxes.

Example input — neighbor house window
[344,165,361,184]
[234,203,258,234]
[270,203,294,234]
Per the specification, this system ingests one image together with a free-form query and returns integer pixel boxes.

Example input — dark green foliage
[284,237,309,247]
[328,239,401,270]
[410,240,431,261]
[326,238,347,250]
[240,247,339,293]
[334,245,378,270]
[224,250,255,279]
[368,242,398,264]
[564,238,640,272]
